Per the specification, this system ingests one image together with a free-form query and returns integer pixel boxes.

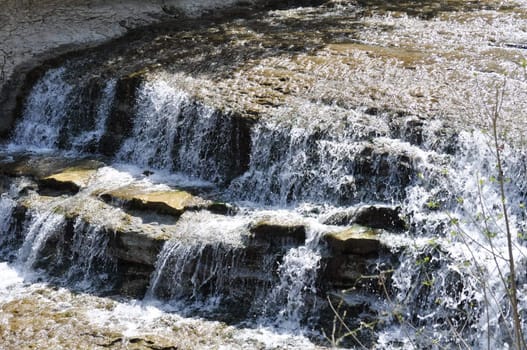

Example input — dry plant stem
[448,209,516,345]
[491,85,525,350]
[483,285,491,350]
[377,272,418,350]
[459,228,515,343]
[477,179,510,300]
[0,48,6,83]
[326,296,368,349]
[445,317,471,350]
[474,185,496,350]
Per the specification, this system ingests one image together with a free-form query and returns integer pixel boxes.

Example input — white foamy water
[0,263,23,302]
[16,210,66,271]
[8,68,117,155]
[116,79,250,184]
[10,68,73,151]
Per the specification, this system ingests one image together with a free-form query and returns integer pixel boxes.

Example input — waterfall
[146,241,245,309]
[117,80,189,170]
[10,67,116,154]
[0,194,17,257]
[371,130,527,349]
[8,67,421,205]
[2,42,527,348]
[17,209,67,272]
[117,79,252,184]
[60,218,116,291]
[69,79,117,152]
[146,212,251,309]
[5,204,116,291]
[145,210,327,330]
[227,115,419,206]
[11,68,73,151]
[260,226,324,331]
[0,195,15,235]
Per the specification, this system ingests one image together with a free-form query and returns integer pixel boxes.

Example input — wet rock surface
[40,168,99,194]
[324,225,383,255]
[0,155,105,179]
[99,185,219,218]
[1,154,387,304]
[324,205,406,231]
[0,0,295,137]
[3,0,524,206]
[0,284,323,350]
[4,0,526,140]
[249,219,306,243]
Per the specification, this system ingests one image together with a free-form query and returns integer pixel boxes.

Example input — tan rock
[0,155,104,179]
[40,168,97,193]
[324,225,382,255]
[100,185,229,217]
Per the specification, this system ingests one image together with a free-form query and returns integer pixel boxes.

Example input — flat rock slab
[324,225,382,255]
[40,168,98,193]
[99,185,229,218]
[0,155,105,180]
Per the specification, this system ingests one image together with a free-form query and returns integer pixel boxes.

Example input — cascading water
[16,209,67,272]
[60,218,116,291]
[0,194,17,257]
[145,211,257,317]
[145,210,329,330]
[117,79,252,184]
[2,1,527,348]
[227,115,419,205]
[117,80,187,170]
[69,79,117,152]
[147,241,245,308]
[5,204,116,292]
[9,67,116,154]
[368,129,527,349]
[10,68,73,151]
[4,62,526,348]
[3,61,527,348]
[260,225,324,332]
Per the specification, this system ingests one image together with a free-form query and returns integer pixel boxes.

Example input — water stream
[2,1,527,349]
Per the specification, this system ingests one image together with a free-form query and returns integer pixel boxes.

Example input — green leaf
[484,229,497,239]
[426,200,440,210]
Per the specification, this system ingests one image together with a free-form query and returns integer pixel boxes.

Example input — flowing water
[2,0,527,349]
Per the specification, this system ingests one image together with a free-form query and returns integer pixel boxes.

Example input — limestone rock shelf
[0,153,402,306]
[99,183,236,217]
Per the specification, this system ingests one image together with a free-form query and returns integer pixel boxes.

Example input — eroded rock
[99,185,230,218]
[324,225,382,255]
[39,168,98,194]
[99,75,142,156]
[324,205,406,231]
[113,229,165,266]
[0,155,104,180]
